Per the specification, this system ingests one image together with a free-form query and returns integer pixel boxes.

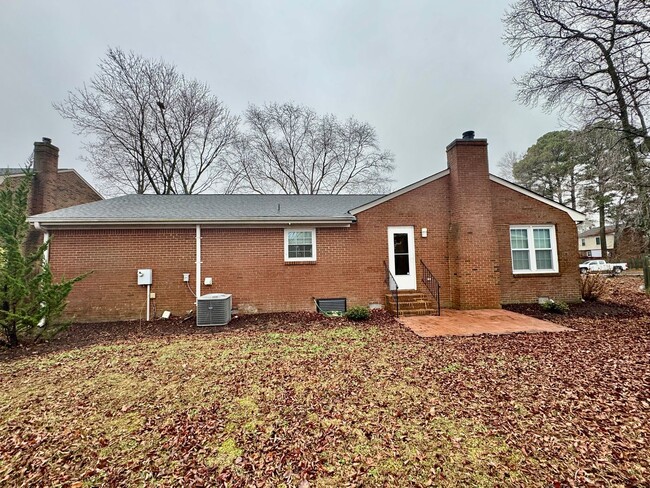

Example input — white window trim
[284,227,317,262]
[509,225,559,274]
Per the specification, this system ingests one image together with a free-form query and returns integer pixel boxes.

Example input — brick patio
[400,309,574,337]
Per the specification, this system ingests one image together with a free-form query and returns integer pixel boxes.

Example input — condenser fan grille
[197,293,232,326]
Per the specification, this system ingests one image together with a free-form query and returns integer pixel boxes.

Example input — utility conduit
[195,225,201,304]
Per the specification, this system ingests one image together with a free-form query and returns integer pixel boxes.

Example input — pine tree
[0,171,85,347]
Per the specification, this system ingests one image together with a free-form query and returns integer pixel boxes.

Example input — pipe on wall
[195,225,202,304]
[43,231,50,263]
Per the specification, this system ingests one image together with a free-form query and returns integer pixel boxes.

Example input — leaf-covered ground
[1,277,648,487]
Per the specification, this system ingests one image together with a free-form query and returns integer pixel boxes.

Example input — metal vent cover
[197,293,232,326]
[316,298,347,314]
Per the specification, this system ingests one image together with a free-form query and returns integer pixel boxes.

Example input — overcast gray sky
[0,0,561,193]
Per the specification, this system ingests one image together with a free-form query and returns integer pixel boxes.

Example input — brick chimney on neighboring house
[31,137,59,215]
[447,131,501,309]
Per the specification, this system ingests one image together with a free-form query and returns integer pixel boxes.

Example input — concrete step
[385,291,438,316]
[385,292,430,299]
[385,295,433,304]
[386,294,435,303]
[388,300,435,310]
[397,309,439,317]
[386,305,439,315]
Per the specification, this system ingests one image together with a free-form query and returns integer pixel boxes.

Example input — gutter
[28,216,357,229]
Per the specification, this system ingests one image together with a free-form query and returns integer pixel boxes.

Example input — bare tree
[496,150,519,180]
[504,0,650,237]
[55,48,239,195]
[233,103,395,194]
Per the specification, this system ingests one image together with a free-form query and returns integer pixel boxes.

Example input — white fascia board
[490,174,586,223]
[349,168,450,215]
[29,217,355,229]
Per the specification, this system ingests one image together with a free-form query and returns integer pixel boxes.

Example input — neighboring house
[1,137,103,247]
[578,226,615,258]
[29,132,585,322]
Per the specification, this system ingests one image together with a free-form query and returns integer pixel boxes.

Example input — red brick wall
[49,229,196,322]
[447,139,501,309]
[41,171,102,212]
[491,181,581,303]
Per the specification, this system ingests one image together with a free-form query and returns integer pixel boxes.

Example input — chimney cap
[42,137,52,144]
[462,130,475,140]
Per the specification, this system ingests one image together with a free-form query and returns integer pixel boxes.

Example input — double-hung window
[284,228,316,262]
[509,225,558,274]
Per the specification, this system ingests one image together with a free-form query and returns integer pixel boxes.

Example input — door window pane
[394,254,410,275]
[393,233,410,275]
[393,233,409,253]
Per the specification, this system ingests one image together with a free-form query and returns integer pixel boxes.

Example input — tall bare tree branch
[54,48,239,196]
[504,0,650,239]
[235,102,394,194]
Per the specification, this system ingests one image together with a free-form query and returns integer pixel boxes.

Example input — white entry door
[387,226,417,290]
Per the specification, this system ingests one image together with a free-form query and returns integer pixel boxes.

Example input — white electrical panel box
[137,268,152,285]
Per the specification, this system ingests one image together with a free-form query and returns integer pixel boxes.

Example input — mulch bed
[0,310,397,361]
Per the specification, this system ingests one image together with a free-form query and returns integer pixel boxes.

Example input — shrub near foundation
[345,306,371,321]
[581,274,607,301]
[540,299,570,314]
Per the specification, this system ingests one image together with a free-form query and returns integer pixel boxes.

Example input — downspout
[146,284,151,322]
[39,230,49,328]
[43,230,50,264]
[195,224,202,304]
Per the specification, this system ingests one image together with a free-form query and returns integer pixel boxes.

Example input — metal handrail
[420,259,441,316]
[384,261,399,317]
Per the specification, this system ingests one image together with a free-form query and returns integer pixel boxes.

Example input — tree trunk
[599,203,608,259]
[1,294,18,347]
[8,325,18,347]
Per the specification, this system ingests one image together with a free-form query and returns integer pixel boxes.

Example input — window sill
[512,272,560,277]
[284,260,317,266]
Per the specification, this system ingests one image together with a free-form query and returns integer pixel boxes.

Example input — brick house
[2,137,103,247]
[28,133,585,322]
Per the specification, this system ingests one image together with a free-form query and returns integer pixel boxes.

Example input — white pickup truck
[579,259,628,275]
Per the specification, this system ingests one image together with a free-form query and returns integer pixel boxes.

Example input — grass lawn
[1,278,649,487]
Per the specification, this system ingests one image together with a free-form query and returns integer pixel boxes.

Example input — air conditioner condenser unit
[196,293,232,326]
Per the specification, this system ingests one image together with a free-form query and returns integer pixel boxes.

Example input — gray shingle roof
[28,193,383,225]
[0,168,26,176]
[578,226,615,238]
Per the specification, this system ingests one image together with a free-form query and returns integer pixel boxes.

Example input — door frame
[387,226,417,290]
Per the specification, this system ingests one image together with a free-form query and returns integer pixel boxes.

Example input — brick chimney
[447,131,501,309]
[32,137,59,214]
